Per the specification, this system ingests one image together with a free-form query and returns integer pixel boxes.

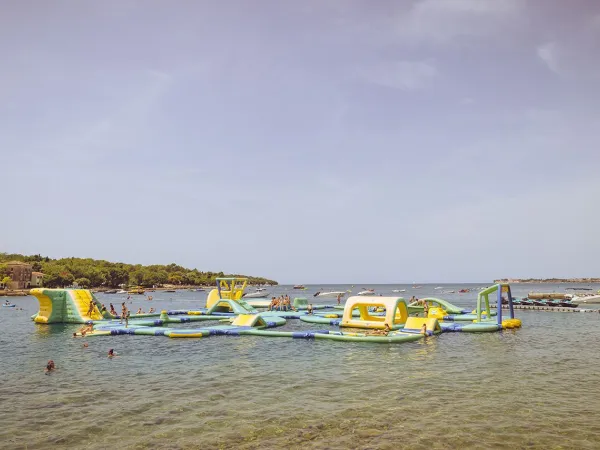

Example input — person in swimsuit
[307,304,314,315]
[423,301,429,317]
[108,349,116,358]
[109,303,117,316]
[421,324,428,336]
[337,294,342,305]
[120,303,127,324]
[100,304,107,314]
[87,299,95,317]
[45,360,56,372]
[149,308,155,313]
[136,308,143,314]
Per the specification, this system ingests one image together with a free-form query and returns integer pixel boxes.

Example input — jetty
[492,304,597,313]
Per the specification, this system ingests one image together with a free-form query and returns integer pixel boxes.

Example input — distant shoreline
[494,279,600,284]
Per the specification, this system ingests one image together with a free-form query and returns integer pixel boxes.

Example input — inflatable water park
[29,278,522,344]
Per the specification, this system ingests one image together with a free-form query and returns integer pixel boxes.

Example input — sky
[2,0,600,283]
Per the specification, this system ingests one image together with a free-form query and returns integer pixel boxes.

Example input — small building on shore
[6,261,33,289]
[31,272,44,287]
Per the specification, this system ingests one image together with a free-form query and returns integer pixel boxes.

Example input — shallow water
[2,283,600,449]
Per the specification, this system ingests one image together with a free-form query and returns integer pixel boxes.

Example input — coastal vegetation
[494,278,600,283]
[0,253,277,288]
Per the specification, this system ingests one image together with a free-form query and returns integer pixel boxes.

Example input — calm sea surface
[1,283,600,449]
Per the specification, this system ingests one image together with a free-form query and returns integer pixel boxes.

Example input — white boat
[116,289,127,294]
[315,291,346,298]
[243,289,270,299]
[568,294,600,304]
[434,286,443,290]
[357,290,376,296]
[392,289,406,293]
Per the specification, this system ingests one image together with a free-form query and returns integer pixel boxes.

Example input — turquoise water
[2,283,600,449]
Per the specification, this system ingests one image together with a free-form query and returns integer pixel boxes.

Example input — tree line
[0,253,278,289]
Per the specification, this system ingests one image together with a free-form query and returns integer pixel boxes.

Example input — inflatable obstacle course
[31,288,104,324]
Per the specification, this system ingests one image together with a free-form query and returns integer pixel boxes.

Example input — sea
[1,283,600,450]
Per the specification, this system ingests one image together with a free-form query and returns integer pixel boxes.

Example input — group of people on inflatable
[268,295,296,311]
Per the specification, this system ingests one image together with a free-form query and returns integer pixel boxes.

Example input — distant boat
[412,286,422,289]
[357,289,376,296]
[569,294,600,304]
[434,287,443,290]
[315,291,346,298]
[2,303,15,308]
[116,289,127,294]
[128,287,145,295]
[243,288,270,299]
[392,289,406,293]
[165,289,176,293]
[293,285,306,290]
[103,290,117,294]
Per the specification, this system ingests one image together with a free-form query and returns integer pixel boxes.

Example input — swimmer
[44,360,56,373]
[83,342,89,348]
[108,349,116,358]
[420,324,427,336]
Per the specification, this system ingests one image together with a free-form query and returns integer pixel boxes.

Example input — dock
[492,304,597,313]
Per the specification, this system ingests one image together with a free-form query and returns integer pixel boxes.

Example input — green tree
[1,276,11,289]
[168,274,183,285]
[75,277,91,288]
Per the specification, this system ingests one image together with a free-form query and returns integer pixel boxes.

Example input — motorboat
[357,289,376,296]
[165,289,176,293]
[2,303,15,308]
[128,287,145,295]
[314,291,346,298]
[103,289,117,294]
[434,286,443,290]
[293,285,306,290]
[116,290,127,294]
[243,289,270,299]
[568,294,600,304]
[392,289,406,293]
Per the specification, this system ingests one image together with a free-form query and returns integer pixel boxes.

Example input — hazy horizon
[2,1,600,284]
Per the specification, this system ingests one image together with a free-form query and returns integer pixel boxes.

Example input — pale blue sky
[2,1,600,283]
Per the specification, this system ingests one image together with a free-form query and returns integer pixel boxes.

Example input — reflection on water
[2,284,600,449]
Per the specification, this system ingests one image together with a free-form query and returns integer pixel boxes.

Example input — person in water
[337,294,342,305]
[307,304,314,315]
[422,301,429,317]
[136,307,143,315]
[109,303,117,316]
[148,308,155,313]
[45,360,56,372]
[108,349,116,358]
[420,324,428,336]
